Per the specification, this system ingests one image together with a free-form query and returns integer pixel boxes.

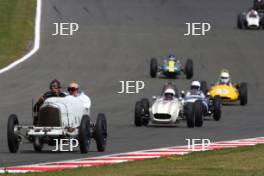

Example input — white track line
[1,137,264,173]
[0,0,42,74]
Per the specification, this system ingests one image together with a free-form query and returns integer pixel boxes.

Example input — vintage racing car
[237,9,264,29]
[205,70,248,106]
[204,79,248,106]
[7,96,107,153]
[134,84,202,128]
[183,81,222,123]
[150,54,193,79]
[208,83,248,106]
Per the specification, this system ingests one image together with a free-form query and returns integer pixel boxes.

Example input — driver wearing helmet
[185,81,205,98]
[185,81,208,114]
[168,54,176,60]
[33,79,67,125]
[167,53,180,64]
[247,9,259,18]
[163,88,176,101]
[217,70,232,85]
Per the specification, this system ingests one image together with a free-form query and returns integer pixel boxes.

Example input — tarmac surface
[0,0,263,167]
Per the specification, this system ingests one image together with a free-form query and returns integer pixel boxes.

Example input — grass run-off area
[7,144,264,176]
[0,0,36,68]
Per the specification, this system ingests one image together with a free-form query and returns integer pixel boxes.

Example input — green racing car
[150,54,193,79]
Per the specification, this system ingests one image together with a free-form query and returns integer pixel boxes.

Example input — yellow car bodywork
[209,84,240,102]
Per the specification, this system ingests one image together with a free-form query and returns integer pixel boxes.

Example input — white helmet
[248,10,258,17]
[164,88,175,100]
[164,88,175,95]
[191,81,201,90]
[219,69,230,84]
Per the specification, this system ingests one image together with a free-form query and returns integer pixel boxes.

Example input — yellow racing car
[208,83,248,106]
[201,69,248,106]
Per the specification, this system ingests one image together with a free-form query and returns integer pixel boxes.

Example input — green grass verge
[6,144,264,176]
[0,0,36,67]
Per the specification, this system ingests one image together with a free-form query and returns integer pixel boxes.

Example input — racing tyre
[33,137,43,152]
[135,101,143,126]
[79,115,91,153]
[237,14,244,29]
[141,98,150,126]
[7,114,20,153]
[186,103,195,128]
[194,101,203,127]
[95,113,107,152]
[185,59,193,79]
[239,82,248,106]
[213,96,221,121]
[200,81,208,94]
[261,17,264,29]
[150,58,158,78]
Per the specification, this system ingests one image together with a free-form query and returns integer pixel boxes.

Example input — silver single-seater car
[183,81,222,127]
[237,9,264,29]
[7,96,107,153]
[134,83,202,128]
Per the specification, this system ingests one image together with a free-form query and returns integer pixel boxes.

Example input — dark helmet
[168,53,175,59]
[49,79,61,89]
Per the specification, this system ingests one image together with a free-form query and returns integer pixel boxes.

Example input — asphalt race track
[0,0,264,167]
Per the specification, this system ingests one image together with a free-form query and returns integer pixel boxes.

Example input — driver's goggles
[68,87,78,92]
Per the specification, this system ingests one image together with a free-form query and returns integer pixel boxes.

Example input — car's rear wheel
[213,96,222,121]
[185,59,193,79]
[7,114,20,153]
[141,98,150,126]
[94,113,107,152]
[194,101,203,127]
[135,101,143,126]
[79,115,91,153]
[186,103,195,128]
[150,58,158,78]
[200,81,208,94]
[239,82,248,106]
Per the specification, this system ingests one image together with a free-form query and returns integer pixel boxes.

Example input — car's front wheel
[79,115,91,153]
[141,98,150,126]
[194,101,203,127]
[135,101,143,126]
[7,114,20,153]
[237,14,244,29]
[150,58,158,78]
[186,103,195,128]
[261,17,264,29]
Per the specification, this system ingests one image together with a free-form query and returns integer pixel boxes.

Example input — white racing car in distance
[134,84,203,128]
[237,9,264,29]
[7,96,107,153]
